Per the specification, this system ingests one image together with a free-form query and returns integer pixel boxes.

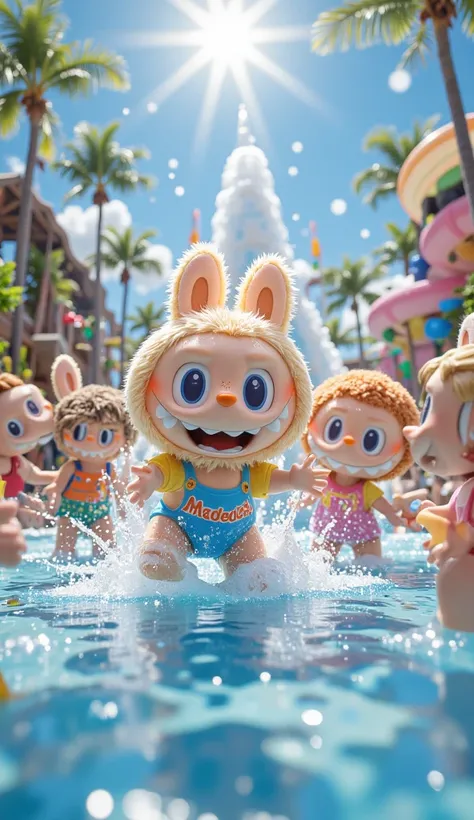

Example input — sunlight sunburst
[126,0,318,150]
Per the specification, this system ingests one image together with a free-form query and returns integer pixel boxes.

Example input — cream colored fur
[125,244,313,470]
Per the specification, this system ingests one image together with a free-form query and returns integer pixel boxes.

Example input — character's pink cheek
[147,375,161,399]
[391,442,403,455]
[64,431,72,441]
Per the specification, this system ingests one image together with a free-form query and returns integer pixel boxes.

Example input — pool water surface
[1,527,474,820]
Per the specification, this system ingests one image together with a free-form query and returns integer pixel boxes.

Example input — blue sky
[2,0,474,326]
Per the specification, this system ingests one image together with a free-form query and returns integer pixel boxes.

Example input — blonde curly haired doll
[126,243,328,583]
[302,370,419,559]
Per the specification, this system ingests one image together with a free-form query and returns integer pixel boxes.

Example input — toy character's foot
[138,543,186,582]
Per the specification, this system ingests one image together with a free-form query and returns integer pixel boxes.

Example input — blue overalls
[150,462,256,558]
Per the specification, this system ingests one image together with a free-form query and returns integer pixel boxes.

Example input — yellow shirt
[148,454,277,498]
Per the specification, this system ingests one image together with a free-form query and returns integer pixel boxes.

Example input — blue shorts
[150,462,256,559]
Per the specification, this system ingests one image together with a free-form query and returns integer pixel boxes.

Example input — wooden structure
[0,173,120,393]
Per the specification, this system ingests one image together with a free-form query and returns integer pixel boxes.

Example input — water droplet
[292,141,304,153]
[427,770,445,791]
[147,102,158,113]
[330,199,347,216]
[86,790,114,819]
[175,186,185,197]
[288,166,299,177]
[302,709,323,726]
[388,69,411,93]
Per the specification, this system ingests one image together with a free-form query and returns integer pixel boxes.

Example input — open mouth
[185,428,254,454]
[154,399,291,455]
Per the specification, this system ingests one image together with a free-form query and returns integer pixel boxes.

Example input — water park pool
[1,517,474,820]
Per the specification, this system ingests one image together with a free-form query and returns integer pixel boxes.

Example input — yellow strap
[147,454,185,493]
[250,462,278,499]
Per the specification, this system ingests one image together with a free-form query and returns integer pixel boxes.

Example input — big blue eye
[173,363,210,407]
[362,427,386,455]
[421,394,432,424]
[243,370,274,411]
[25,399,41,416]
[7,419,24,438]
[73,423,87,441]
[323,416,344,443]
[99,429,115,447]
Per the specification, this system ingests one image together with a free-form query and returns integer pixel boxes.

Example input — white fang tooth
[156,403,171,420]
[162,415,178,429]
[202,427,217,435]
[345,465,360,474]
[326,457,341,469]
[182,422,198,431]
[364,466,380,476]
[247,428,261,435]
[279,404,289,420]
[266,419,281,433]
[226,430,244,438]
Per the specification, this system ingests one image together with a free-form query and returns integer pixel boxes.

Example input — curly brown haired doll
[48,355,137,559]
[302,370,420,560]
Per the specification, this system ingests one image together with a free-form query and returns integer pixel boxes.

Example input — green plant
[53,121,153,381]
[0,260,22,312]
[353,118,439,210]
[0,0,129,373]
[87,226,162,386]
[0,342,32,380]
[25,246,79,317]
[312,1,474,226]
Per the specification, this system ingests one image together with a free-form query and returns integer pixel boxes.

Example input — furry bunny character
[47,355,136,559]
[126,243,327,583]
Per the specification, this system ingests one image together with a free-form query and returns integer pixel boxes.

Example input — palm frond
[0,87,21,135]
[398,23,432,69]
[312,0,419,55]
[459,0,474,36]
[42,43,130,92]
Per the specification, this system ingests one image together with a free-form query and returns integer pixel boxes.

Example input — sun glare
[127,0,319,151]
[200,5,253,68]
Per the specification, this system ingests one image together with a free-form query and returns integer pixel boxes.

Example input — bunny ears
[51,354,83,401]
[169,243,294,334]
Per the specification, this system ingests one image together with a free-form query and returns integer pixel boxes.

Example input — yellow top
[148,454,277,498]
[0,480,5,500]
[363,481,384,512]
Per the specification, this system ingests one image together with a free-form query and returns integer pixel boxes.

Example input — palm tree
[312,1,474,223]
[89,226,163,386]
[0,0,129,374]
[325,317,358,349]
[323,258,385,366]
[353,118,439,209]
[128,302,166,341]
[53,122,153,382]
[374,222,418,276]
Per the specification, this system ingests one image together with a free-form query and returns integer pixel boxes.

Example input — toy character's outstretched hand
[289,455,328,496]
[427,523,473,566]
[127,464,163,507]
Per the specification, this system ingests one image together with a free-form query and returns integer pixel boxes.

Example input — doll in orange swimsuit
[47,356,137,559]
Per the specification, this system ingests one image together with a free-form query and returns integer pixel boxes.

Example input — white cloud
[6,156,26,175]
[56,199,173,293]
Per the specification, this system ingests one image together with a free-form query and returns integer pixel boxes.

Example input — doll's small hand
[44,483,61,515]
[427,524,473,565]
[290,455,329,496]
[127,464,161,507]
[418,499,436,513]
